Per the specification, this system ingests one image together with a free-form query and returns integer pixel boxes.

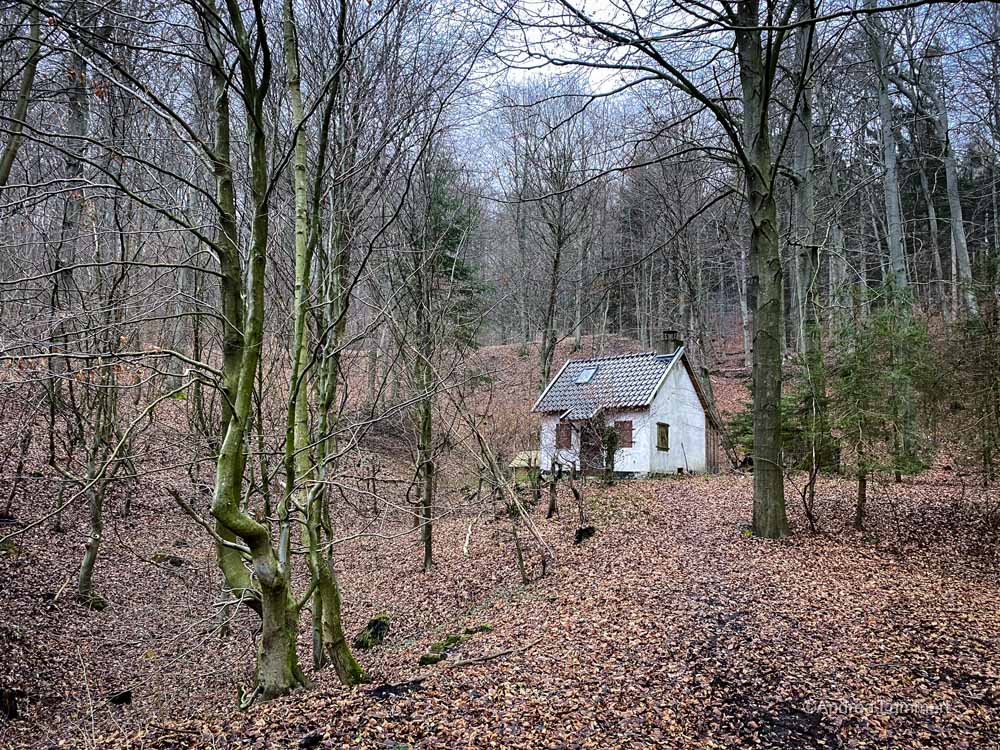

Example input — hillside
[2,339,998,749]
[4,475,998,748]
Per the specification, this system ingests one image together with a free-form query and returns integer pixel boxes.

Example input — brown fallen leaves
[5,467,997,750]
[1,335,997,749]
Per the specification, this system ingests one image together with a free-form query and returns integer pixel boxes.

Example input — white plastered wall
[645,362,707,473]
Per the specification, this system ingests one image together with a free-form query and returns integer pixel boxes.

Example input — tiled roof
[532,351,678,420]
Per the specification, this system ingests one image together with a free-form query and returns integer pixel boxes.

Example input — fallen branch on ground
[449,636,543,668]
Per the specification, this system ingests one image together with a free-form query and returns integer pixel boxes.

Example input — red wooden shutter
[615,420,633,448]
[556,423,572,449]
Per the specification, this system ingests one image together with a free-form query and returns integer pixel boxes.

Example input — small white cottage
[531,337,722,476]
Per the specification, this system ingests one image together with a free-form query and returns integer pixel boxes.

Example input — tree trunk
[736,243,752,368]
[791,10,832,471]
[256,578,306,700]
[512,520,529,584]
[0,4,40,187]
[738,5,789,538]
[415,255,435,572]
[207,0,305,701]
[546,472,558,519]
[540,234,564,386]
[77,478,104,607]
[930,85,978,316]
[865,0,908,290]
[820,94,848,329]
[855,471,867,530]
[204,9,257,619]
[573,239,585,350]
[303,486,367,683]
[917,159,947,317]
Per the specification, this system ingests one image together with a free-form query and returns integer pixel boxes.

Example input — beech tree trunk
[917,158,947,316]
[855,471,867,531]
[736,242,752,369]
[865,0,908,290]
[791,6,832,471]
[929,86,979,316]
[207,0,306,700]
[77,473,104,605]
[738,1,788,538]
[539,207,565,386]
[287,0,366,683]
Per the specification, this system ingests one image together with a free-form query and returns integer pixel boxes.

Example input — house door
[706,423,721,473]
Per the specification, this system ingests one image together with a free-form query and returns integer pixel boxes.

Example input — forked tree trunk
[207,0,305,701]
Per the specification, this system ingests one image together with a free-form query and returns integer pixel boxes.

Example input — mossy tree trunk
[308,225,367,682]
[204,0,305,700]
[283,0,366,685]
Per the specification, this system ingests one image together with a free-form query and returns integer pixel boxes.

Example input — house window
[657,423,670,452]
[615,420,633,448]
[575,367,598,384]
[555,423,573,449]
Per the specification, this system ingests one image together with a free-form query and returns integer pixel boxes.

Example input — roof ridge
[565,350,658,365]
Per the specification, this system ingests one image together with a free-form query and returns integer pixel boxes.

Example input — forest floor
[2,337,999,748]
[3,467,999,749]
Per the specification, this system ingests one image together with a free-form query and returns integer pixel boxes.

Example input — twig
[450,635,543,668]
[462,509,483,557]
[53,575,72,602]
[166,487,250,554]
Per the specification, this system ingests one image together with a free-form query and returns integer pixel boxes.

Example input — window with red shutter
[555,423,572,449]
[615,420,633,448]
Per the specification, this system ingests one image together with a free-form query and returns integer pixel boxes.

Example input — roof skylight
[575,367,598,384]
